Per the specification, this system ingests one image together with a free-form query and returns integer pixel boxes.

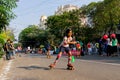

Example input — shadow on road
[17,65,50,70]
[17,66,71,71]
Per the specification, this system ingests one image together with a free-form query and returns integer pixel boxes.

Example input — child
[45,43,51,58]
[49,28,76,70]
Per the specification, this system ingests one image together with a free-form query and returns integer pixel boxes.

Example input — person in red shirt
[87,42,92,55]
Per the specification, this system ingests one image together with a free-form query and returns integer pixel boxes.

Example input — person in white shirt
[49,28,76,70]
[106,37,112,56]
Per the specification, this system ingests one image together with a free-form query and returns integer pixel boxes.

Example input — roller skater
[49,28,76,70]
[67,63,74,70]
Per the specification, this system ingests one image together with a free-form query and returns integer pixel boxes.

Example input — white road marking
[0,60,13,80]
[80,59,120,66]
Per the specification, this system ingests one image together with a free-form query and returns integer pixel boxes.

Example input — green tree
[19,25,48,48]
[0,0,17,31]
[84,0,120,35]
[46,10,83,43]
[0,28,15,42]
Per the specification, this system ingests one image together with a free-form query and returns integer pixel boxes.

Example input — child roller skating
[67,63,74,70]
[49,28,76,70]
[49,62,56,69]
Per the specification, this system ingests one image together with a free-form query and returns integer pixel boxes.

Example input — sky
[9,0,103,39]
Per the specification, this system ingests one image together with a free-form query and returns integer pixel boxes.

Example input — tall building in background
[55,4,87,26]
[39,15,47,30]
[39,4,87,29]
[55,4,79,15]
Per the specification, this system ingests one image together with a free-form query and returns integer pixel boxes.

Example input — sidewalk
[0,58,7,75]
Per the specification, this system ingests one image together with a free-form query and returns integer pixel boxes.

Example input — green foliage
[0,50,5,58]
[0,0,17,32]
[0,29,15,58]
[84,0,120,34]
[19,0,120,46]
[0,37,5,45]
[19,25,48,48]
[47,10,82,43]
[0,38,5,58]
[0,36,5,58]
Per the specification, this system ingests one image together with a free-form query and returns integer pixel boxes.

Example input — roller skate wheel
[49,64,55,69]
[67,67,74,70]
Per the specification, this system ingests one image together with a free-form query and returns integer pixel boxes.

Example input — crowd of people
[98,33,119,56]
[86,33,119,57]
[2,34,120,61]
[3,39,22,60]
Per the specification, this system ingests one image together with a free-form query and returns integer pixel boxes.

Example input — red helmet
[103,34,108,40]
[110,33,116,38]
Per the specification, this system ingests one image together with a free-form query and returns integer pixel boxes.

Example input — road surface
[0,54,120,80]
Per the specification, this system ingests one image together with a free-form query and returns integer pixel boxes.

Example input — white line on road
[80,59,120,66]
[0,60,13,80]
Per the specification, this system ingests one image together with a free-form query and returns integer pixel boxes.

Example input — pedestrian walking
[49,28,76,70]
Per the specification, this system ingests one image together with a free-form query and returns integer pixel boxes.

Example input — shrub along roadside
[0,51,5,59]
[0,38,5,58]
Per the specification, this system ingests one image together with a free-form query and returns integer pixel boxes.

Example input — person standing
[87,42,92,55]
[4,39,14,60]
[4,39,11,60]
[9,41,15,59]
[49,28,76,70]
[17,45,22,57]
[111,33,118,56]
[106,37,112,56]
[45,43,51,58]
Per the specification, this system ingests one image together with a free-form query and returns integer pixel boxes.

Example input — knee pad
[57,53,62,59]
[68,57,72,61]
[68,52,72,56]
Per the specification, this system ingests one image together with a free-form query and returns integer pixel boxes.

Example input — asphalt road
[0,54,120,80]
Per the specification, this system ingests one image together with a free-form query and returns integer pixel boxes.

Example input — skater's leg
[54,52,62,64]
[49,52,62,68]
[67,51,74,70]
[68,51,72,64]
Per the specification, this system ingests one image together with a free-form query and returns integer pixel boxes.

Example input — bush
[0,38,5,58]
[0,51,5,58]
